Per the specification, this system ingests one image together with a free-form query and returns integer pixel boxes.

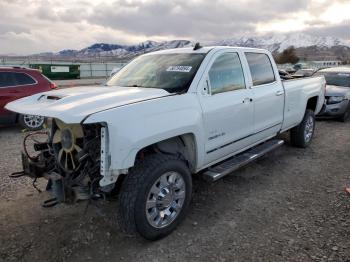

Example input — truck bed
[281,76,325,131]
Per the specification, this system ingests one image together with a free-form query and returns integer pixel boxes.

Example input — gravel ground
[0,120,349,262]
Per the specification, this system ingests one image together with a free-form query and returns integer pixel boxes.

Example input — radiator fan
[52,119,84,172]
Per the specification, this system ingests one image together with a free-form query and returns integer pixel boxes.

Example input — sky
[0,0,350,55]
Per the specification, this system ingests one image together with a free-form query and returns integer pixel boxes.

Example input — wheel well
[306,96,318,112]
[135,134,197,173]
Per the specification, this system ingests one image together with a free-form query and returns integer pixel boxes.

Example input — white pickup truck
[6,45,325,240]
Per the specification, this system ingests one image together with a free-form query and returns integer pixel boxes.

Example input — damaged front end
[13,118,107,207]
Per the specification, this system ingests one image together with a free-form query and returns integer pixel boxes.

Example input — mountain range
[38,33,350,61]
[57,40,192,58]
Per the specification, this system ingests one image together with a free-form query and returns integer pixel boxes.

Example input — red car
[0,67,57,130]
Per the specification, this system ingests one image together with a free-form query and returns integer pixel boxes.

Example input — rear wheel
[290,109,315,148]
[117,154,192,240]
[19,114,45,131]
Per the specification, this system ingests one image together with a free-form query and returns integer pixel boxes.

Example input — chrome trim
[145,171,186,228]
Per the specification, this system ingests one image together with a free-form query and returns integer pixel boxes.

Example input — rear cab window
[245,53,275,86]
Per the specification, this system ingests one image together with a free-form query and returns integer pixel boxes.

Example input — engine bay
[14,118,104,206]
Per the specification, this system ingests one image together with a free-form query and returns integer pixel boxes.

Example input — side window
[208,53,245,95]
[0,72,16,88]
[13,72,36,85]
[245,53,275,86]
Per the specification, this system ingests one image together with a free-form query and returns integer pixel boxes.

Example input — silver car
[316,67,350,122]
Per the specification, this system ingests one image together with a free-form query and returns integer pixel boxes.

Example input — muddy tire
[290,109,315,148]
[117,154,192,240]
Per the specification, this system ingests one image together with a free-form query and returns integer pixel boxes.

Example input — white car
[6,45,325,240]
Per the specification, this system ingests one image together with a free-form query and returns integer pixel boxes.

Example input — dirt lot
[0,120,349,262]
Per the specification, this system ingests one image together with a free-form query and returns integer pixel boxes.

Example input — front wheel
[19,114,45,131]
[290,109,315,148]
[117,154,192,240]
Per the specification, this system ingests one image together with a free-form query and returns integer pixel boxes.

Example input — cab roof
[146,46,268,55]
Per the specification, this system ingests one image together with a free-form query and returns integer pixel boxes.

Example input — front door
[198,51,254,165]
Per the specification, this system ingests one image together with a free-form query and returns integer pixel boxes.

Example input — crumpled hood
[326,85,350,97]
[5,86,172,123]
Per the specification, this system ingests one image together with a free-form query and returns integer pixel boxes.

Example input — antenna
[193,42,202,51]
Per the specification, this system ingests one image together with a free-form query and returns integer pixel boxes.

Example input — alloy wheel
[304,115,314,143]
[145,171,186,228]
[23,114,45,130]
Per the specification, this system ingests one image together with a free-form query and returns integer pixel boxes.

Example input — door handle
[242,97,253,103]
[275,90,284,96]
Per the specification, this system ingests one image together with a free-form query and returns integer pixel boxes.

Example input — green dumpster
[29,64,80,80]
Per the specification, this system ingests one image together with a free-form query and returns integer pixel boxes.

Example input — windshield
[315,72,350,87]
[106,53,205,93]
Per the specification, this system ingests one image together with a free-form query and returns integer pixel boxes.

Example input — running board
[203,139,284,182]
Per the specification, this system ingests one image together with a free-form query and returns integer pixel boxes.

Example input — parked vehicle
[0,67,57,130]
[6,46,325,240]
[316,67,350,122]
[279,69,294,80]
[292,68,316,78]
[285,67,297,74]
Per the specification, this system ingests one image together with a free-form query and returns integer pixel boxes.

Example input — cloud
[305,20,350,42]
[0,0,349,54]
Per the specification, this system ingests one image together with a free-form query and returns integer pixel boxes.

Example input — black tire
[117,154,192,240]
[18,114,45,131]
[338,104,350,122]
[290,109,315,148]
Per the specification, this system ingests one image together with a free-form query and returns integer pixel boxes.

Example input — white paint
[5,46,325,186]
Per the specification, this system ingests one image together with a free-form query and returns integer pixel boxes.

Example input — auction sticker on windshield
[166,66,192,73]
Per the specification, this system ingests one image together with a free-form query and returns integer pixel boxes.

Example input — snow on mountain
[212,33,350,53]
[54,40,192,57]
[50,33,349,58]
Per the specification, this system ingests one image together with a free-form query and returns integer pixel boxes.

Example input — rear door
[244,52,284,138]
[198,51,255,165]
